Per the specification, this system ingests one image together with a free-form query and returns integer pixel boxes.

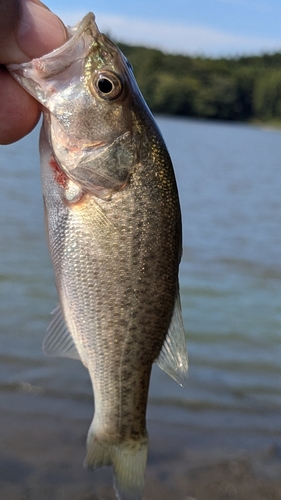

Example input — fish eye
[92,71,123,100]
[98,78,113,94]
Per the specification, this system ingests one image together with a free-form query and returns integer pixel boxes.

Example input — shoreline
[1,393,281,499]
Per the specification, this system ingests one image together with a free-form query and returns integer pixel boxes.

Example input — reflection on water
[0,116,281,436]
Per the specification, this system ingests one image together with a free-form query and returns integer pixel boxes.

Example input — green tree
[195,75,238,120]
[152,73,200,116]
[253,69,281,120]
[118,40,281,123]
[233,67,257,120]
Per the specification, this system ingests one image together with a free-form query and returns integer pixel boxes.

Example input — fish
[8,12,188,500]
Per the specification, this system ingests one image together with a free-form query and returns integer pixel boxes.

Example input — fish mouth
[9,13,100,81]
[34,13,100,80]
[7,13,102,108]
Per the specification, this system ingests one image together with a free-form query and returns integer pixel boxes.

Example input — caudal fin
[85,426,148,500]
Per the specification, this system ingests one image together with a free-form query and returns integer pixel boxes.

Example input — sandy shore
[1,393,281,500]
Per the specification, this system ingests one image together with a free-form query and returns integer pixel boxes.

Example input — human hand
[0,0,67,144]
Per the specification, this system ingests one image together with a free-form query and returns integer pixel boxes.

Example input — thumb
[0,0,67,64]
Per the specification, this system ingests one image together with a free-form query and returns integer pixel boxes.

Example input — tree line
[118,42,281,123]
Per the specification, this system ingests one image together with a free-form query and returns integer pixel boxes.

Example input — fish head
[9,13,151,198]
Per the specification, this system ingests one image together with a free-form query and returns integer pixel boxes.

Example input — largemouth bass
[8,13,188,500]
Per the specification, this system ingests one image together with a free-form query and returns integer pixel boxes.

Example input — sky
[46,0,281,58]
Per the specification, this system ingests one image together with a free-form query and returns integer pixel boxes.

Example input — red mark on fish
[50,156,67,188]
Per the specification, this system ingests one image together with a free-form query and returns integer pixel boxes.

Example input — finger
[0,0,67,64]
[17,0,67,60]
[0,0,67,144]
[0,0,27,63]
[0,65,40,145]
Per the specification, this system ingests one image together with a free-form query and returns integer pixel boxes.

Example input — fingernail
[17,0,67,59]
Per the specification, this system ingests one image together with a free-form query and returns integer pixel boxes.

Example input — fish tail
[85,425,148,500]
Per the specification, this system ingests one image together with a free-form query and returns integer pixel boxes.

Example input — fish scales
[8,12,188,500]
[46,129,179,435]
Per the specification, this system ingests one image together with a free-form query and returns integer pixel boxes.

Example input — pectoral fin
[43,304,81,361]
[157,289,188,386]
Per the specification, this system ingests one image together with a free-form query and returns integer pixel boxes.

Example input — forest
[118,41,281,123]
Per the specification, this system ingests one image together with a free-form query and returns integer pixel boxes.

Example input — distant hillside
[118,42,281,123]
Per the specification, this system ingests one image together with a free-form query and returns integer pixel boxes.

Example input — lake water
[1,116,281,446]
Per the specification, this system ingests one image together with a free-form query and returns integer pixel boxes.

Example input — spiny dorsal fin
[157,288,188,386]
[43,304,81,361]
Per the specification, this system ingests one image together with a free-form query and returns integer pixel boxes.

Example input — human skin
[0,0,66,144]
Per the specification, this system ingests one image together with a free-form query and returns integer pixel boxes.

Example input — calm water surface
[1,116,281,441]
